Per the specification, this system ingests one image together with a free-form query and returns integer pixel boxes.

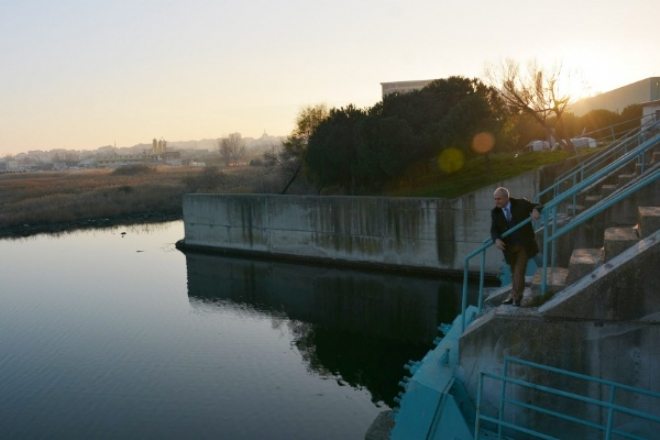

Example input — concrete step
[634,161,655,175]
[566,248,604,284]
[617,173,637,186]
[531,267,569,297]
[566,204,585,216]
[600,184,618,198]
[584,194,603,206]
[483,285,512,307]
[638,206,660,238]
[604,226,639,260]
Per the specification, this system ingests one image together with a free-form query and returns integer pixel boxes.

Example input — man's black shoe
[502,297,514,305]
[514,299,522,307]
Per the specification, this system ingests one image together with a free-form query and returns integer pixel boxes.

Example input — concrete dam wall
[179,172,540,275]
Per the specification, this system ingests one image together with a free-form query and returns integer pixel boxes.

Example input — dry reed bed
[0,165,272,233]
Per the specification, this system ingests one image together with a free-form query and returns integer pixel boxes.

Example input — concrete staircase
[458,133,660,439]
[527,145,660,304]
[484,156,659,309]
[526,205,658,305]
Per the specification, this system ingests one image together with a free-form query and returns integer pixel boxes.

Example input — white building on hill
[569,77,660,115]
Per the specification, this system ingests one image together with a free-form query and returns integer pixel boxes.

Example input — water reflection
[0,218,179,242]
[184,252,466,406]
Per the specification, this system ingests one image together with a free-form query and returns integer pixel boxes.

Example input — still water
[0,221,468,439]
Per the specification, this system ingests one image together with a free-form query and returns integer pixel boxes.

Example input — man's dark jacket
[490,197,541,264]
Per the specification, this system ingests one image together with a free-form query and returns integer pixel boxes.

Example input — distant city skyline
[1,0,658,155]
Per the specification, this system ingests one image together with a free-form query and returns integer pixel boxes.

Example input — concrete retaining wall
[180,172,541,275]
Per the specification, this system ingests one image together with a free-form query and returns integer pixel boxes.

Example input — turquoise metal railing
[474,356,660,439]
[460,131,659,332]
[537,116,659,205]
[536,134,659,292]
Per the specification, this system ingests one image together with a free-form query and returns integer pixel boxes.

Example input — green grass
[385,149,600,198]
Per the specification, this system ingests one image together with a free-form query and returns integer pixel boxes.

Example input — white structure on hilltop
[569,77,660,115]
[381,79,437,98]
[381,77,660,117]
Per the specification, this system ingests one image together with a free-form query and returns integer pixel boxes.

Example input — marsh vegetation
[0,165,283,237]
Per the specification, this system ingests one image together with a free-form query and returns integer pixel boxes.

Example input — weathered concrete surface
[460,312,660,439]
[458,229,660,439]
[604,226,639,261]
[180,172,540,274]
[639,206,660,238]
[566,248,603,284]
[541,229,660,321]
[364,411,394,440]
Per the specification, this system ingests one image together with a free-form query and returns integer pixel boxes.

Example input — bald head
[493,187,510,208]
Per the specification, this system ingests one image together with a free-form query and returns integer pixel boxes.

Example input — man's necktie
[504,207,511,223]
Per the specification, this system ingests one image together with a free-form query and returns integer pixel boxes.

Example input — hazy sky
[1,0,658,155]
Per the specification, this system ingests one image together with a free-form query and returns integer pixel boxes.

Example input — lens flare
[471,132,495,154]
[437,147,465,173]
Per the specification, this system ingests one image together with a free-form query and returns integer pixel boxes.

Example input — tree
[355,116,414,189]
[486,59,573,150]
[578,109,620,134]
[218,133,245,166]
[378,76,505,158]
[277,104,329,193]
[618,104,642,133]
[303,77,507,192]
[305,105,366,193]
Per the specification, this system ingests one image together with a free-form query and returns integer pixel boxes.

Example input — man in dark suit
[491,187,541,306]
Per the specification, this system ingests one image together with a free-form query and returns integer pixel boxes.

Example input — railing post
[478,250,486,311]
[605,385,617,440]
[542,209,549,295]
[475,372,484,438]
[461,264,469,333]
[497,358,510,439]
[551,205,558,270]
[571,174,577,216]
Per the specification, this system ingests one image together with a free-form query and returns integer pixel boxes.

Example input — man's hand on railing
[495,238,506,250]
[531,208,541,220]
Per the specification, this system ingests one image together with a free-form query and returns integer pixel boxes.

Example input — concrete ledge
[176,239,499,281]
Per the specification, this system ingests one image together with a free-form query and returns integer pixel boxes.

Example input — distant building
[569,77,660,116]
[152,138,167,155]
[381,79,437,98]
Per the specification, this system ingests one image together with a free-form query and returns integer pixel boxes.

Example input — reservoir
[0,221,473,439]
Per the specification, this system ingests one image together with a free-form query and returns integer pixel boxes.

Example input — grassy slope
[384,150,597,198]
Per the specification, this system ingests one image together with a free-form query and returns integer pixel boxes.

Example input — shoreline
[0,211,181,239]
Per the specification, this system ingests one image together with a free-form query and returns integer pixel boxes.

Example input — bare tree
[218,133,246,166]
[486,59,573,150]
